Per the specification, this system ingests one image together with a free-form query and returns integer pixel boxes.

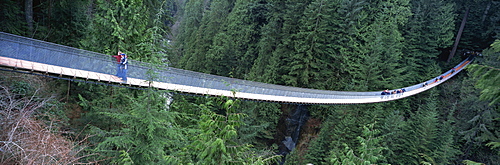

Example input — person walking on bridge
[119,53,128,81]
[113,51,123,77]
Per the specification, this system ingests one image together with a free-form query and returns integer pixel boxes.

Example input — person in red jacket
[113,51,124,77]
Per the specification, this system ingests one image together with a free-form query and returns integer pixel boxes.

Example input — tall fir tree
[282,0,339,89]
[79,88,186,164]
[379,105,408,163]
[0,0,90,47]
[402,0,455,83]
[328,123,387,165]
[301,109,361,165]
[172,0,206,66]
[458,43,500,163]
[251,0,313,85]
[467,40,500,105]
[234,0,269,78]
[358,0,411,89]
[80,0,170,62]
[178,0,234,74]
[332,0,372,91]
[247,0,286,84]
[387,90,448,164]
[0,0,26,35]
[455,0,499,51]
[166,97,280,164]
[237,102,282,149]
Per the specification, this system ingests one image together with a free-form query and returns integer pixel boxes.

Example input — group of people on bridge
[112,51,128,81]
[462,50,482,62]
[381,88,406,95]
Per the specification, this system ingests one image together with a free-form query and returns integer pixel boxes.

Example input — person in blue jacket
[119,53,128,81]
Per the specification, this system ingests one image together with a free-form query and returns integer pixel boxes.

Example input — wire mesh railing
[0,32,473,104]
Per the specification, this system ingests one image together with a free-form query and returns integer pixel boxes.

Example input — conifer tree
[387,91,448,164]
[303,112,360,164]
[462,93,500,163]
[402,0,455,83]
[468,40,500,105]
[455,0,499,50]
[0,0,91,47]
[41,0,91,47]
[332,0,371,90]
[249,0,312,85]
[282,0,339,89]
[458,42,500,164]
[0,0,26,35]
[238,102,282,148]
[247,0,286,84]
[378,107,408,163]
[357,0,411,89]
[80,89,186,164]
[80,0,170,62]
[329,123,387,165]
[432,108,462,164]
[172,0,206,66]
[178,0,234,74]
[190,99,250,164]
[198,0,264,78]
[166,97,280,164]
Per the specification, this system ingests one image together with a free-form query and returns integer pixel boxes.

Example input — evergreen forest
[1,0,500,164]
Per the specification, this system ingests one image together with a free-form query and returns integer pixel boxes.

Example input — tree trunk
[481,1,492,24]
[448,8,469,63]
[25,0,34,36]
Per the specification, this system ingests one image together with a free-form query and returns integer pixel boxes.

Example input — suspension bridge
[0,32,472,104]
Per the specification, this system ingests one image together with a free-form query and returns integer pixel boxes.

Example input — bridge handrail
[0,32,473,103]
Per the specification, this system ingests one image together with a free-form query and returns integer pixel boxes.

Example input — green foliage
[167,96,280,164]
[359,0,411,89]
[247,11,284,83]
[3,0,500,164]
[79,88,186,164]
[457,51,499,161]
[10,81,33,95]
[0,0,26,35]
[467,41,500,105]
[396,95,440,164]
[116,150,134,165]
[248,0,312,85]
[177,0,234,74]
[42,0,91,47]
[462,160,486,165]
[91,90,184,164]
[375,88,461,164]
[446,71,500,164]
[80,0,170,63]
[171,0,206,66]
[457,0,499,50]
[492,40,500,52]
[379,108,408,163]
[486,142,500,150]
[402,0,455,83]
[329,123,387,165]
[304,109,361,164]
[238,102,282,148]
[282,0,339,89]
[191,98,247,164]
[486,142,500,155]
[75,84,123,131]
[0,0,91,46]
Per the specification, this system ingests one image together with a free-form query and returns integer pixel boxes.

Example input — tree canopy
[1,0,499,164]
